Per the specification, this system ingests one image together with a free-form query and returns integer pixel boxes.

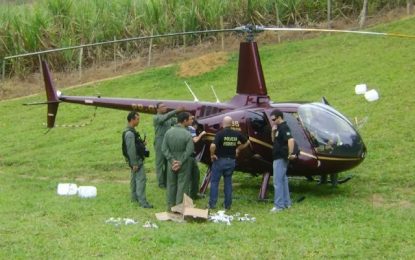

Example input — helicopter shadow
[229,173,352,204]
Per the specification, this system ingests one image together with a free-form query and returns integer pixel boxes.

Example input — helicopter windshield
[298,103,366,158]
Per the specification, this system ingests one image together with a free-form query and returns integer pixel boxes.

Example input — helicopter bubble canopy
[298,103,366,158]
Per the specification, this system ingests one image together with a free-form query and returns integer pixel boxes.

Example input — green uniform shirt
[153,109,178,142]
[162,125,194,165]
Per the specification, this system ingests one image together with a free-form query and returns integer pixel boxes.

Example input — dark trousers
[189,157,200,199]
[209,158,235,209]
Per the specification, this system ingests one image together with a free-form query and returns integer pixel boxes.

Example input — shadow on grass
[226,173,354,205]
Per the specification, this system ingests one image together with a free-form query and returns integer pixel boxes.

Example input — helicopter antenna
[210,85,220,103]
[184,81,199,102]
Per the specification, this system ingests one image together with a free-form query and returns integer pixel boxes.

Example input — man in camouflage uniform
[162,112,194,210]
[153,103,184,188]
[122,111,152,208]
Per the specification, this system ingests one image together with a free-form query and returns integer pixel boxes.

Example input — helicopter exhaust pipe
[41,60,60,128]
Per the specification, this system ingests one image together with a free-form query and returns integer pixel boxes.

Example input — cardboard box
[156,194,208,222]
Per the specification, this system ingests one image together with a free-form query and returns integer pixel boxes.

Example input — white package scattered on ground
[209,210,233,225]
[364,89,379,102]
[355,84,367,95]
[77,186,97,198]
[208,211,256,226]
[57,183,78,196]
[143,221,159,229]
[105,217,138,226]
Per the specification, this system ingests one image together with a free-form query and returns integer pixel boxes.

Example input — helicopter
[36,24,404,200]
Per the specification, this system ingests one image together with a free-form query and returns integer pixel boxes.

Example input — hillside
[0,16,414,258]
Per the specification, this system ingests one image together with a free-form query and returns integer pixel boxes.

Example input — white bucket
[57,183,78,196]
[355,84,367,95]
[77,186,97,198]
[364,89,379,102]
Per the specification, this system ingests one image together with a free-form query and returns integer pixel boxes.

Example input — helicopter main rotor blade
[259,26,415,39]
[10,24,415,60]
[6,28,242,59]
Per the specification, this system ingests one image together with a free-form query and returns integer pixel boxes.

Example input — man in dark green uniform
[153,103,184,188]
[122,111,153,208]
[162,112,194,210]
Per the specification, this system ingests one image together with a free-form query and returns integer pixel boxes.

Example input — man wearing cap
[209,116,250,210]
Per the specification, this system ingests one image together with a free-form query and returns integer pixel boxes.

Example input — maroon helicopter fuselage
[40,39,366,198]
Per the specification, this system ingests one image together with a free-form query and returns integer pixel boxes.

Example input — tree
[327,0,332,29]
[408,0,414,15]
[359,0,369,29]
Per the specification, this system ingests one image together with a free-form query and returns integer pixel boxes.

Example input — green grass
[1,17,415,258]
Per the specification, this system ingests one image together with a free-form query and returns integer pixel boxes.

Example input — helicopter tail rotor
[41,60,60,128]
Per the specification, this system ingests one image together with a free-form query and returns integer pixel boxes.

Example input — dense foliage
[0,0,409,75]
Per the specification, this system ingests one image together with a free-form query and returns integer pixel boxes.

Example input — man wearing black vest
[122,111,153,208]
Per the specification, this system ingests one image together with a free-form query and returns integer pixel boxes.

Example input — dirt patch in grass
[371,193,413,209]
[178,51,229,77]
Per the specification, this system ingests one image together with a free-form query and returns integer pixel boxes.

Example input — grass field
[1,17,415,258]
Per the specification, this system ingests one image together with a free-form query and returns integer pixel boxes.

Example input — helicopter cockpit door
[245,110,273,173]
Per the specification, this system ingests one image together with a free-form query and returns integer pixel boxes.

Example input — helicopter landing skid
[258,172,271,201]
[199,167,212,195]
[334,175,352,184]
[199,167,272,202]
[317,174,353,186]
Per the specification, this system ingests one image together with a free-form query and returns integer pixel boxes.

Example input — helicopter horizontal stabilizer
[23,100,60,106]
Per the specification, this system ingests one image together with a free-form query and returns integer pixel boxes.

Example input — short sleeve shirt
[188,126,197,138]
[272,121,293,160]
[214,128,248,159]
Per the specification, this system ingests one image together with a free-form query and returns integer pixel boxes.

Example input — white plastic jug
[57,183,78,196]
[355,84,367,95]
[364,89,379,102]
[77,186,97,198]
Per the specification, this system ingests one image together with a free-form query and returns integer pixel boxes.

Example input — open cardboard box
[155,194,208,222]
